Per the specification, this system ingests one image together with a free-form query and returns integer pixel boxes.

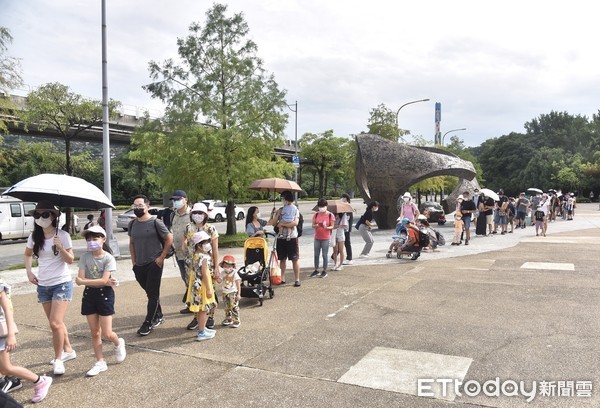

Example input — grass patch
[218,233,249,248]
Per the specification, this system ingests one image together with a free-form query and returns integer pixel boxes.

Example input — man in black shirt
[460,191,477,245]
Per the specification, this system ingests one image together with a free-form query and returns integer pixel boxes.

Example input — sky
[2,0,599,147]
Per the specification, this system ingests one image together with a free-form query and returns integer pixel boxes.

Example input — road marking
[521,262,574,271]
[338,346,472,401]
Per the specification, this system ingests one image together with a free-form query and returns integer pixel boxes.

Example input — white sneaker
[195,330,216,341]
[359,254,369,258]
[343,260,353,265]
[86,361,108,377]
[49,349,77,365]
[53,359,65,375]
[115,338,126,363]
[336,264,344,271]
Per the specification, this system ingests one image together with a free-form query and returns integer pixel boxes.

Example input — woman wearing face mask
[310,198,335,278]
[245,206,268,237]
[399,192,420,223]
[182,202,219,331]
[356,201,379,258]
[24,201,76,376]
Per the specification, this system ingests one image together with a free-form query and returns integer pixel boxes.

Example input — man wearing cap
[128,194,173,336]
[169,190,192,314]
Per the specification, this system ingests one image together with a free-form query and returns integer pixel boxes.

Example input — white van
[0,196,37,240]
[0,196,80,240]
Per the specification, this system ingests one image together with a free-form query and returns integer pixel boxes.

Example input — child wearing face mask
[216,255,241,328]
[187,231,218,341]
[75,225,126,377]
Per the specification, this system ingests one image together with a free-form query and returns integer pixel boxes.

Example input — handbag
[269,252,282,285]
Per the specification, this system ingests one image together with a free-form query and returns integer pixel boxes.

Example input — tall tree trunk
[65,137,72,176]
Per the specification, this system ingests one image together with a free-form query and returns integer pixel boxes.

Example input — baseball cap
[82,225,106,238]
[171,190,187,199]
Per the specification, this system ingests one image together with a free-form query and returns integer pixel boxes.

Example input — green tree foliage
[0,27,23,136]
[299,130,351,197]
[19,82,120,176]
[364,103,402,142]
[141,4,290,234]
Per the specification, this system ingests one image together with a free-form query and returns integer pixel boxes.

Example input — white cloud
[2,0,599,147]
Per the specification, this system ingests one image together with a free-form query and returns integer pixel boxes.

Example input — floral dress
[186,252,217,313]
[184,223,219,271]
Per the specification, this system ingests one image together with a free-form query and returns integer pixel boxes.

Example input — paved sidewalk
[1,205,599,407]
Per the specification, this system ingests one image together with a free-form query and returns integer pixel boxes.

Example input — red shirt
[313,212,334,240]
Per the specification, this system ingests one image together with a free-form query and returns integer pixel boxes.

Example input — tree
[299,130,350,197]
[141,4,290,235]
[20,82,119,177]
[364,103,403,142]
[19,82,119,232]
[0,27,23,136]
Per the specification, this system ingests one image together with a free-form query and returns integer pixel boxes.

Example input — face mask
[133,208,145,218]
[281,198,287,205]
[173,200,184,210]
[35,218,53,229]
[202,243,211,252]
[87,240,102,251]
[223,267,235,275]
[192,213,205,224]
[318,207,327,213]
[373,207,379,212]
[403,197,409,202]
[256,212,261,218]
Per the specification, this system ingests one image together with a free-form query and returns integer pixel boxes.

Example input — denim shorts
[37,281,73,303]
[0,337,5,351]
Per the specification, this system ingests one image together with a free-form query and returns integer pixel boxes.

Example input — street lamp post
[395,98,430,140]
[287,101,298,204]
[441,128,467,146]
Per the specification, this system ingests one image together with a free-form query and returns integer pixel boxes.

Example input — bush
[218,233,249,248]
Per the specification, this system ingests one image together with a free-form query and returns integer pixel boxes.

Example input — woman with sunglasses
[24,201,76,376]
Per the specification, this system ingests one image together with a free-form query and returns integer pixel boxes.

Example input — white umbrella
[479,188,500,202]
[2,173,114,209]
[527,187,543,195]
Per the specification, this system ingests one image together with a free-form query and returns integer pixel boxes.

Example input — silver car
[116,207,162,231]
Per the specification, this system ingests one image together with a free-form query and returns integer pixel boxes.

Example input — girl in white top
[24,201,76,376]
[331,212,348,271]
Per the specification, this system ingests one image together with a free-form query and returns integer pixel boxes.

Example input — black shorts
[81,286,115,316]
[276,238,299,261]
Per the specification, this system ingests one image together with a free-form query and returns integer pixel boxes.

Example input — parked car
[201,200,246,222]
[419,201,446,225]
[117,207,162,231]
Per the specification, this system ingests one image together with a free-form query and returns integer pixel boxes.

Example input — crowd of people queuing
[0,187,580,405]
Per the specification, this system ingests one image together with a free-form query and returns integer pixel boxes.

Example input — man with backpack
[398,218,423,260]
[128,194,173,336]
[268,190,302,287]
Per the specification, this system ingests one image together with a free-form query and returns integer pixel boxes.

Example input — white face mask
[223,267,235,275]
[373,207,379,212]
[318,207,327,213]
[281,198,287,205]
[202,243,211,252]
[256,212,261,218]
[35,218,53,229]
[403,197,409,202]
[192,213,205,224]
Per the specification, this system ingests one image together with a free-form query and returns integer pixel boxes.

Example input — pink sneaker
[32,375,52,403]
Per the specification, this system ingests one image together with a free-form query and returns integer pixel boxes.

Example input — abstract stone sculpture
[355,134,477,229]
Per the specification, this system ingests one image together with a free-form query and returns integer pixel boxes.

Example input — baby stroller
[237,233,275,306]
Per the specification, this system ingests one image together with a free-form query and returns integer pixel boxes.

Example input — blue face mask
[173,200,184,210]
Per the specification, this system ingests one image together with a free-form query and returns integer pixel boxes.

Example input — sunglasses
[33,211,52,219]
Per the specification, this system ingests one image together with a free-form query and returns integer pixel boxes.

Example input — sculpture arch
[355,134,477,229]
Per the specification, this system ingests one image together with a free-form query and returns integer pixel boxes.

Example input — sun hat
[82,225,106,238]
[417,214,427,221]
[191,202,208,213]
[28,200,60,216]
[402,192,412,199]
[192,230,210,245]
[219,255,236,267]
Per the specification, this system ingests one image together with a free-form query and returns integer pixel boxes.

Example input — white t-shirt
[219,267,241,295]
[26,229,73,287]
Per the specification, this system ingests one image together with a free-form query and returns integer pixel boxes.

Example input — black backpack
[297,212,304,237]
[418,227,430,247]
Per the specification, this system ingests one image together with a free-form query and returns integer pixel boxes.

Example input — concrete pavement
[1,204,599,407]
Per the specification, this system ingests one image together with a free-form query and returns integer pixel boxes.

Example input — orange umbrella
[248,178,302,193]
[312,200,353,214]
